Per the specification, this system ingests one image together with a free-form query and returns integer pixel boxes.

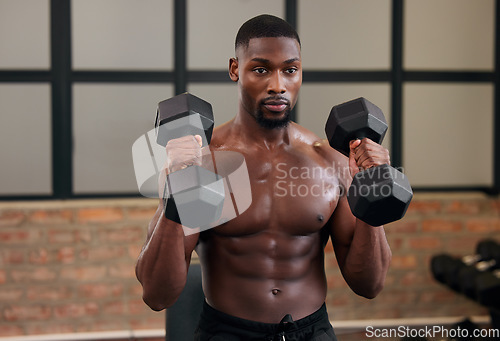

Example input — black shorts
[194,301,338,341]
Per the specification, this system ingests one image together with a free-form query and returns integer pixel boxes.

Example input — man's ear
[229,58,239,82]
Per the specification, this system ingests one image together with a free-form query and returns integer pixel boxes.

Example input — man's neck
[233,107,291,151]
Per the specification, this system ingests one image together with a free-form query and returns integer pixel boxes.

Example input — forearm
[341,220,392,298]
[135,206,192,310]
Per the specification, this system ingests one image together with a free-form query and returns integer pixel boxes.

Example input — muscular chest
[212,148,340,237]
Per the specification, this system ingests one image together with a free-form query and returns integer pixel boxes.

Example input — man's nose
[267,72,286,94]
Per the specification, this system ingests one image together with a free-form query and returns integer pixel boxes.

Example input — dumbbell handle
[476,259,497,271]
[463,254,482,265]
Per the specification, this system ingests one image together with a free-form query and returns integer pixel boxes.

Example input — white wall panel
[0,84,52,195]
[299,0,391,70]
[72,0,174,70]
[73,84,173,193]
[187,0,284,69]
[403,83,493,186]
[187,83,239,127]
[0,0,50,69]
[404,0,494,70]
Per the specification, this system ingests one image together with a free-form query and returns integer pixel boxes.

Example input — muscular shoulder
[290,123,351,189]
[209,120,235,150]
[289,123,340,160]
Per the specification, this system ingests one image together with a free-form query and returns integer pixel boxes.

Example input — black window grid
[0,0,498,200]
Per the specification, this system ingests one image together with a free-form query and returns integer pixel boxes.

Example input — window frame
[0,0,498,200]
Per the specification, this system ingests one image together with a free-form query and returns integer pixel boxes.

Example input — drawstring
[276,314,294,341]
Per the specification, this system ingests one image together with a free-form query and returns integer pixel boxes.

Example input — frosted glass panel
[187,0,284,69]
[187,84,239,127]
[73,84,174,194]
[299,0,391,70]
[0,0,50,69]
[297,84,391,152]
[404,0,494,70]
[72,0,174,70]
[403,84,493,186]
[0,84,51,195]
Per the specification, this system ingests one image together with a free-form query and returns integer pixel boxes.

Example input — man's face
[230,37,302,129]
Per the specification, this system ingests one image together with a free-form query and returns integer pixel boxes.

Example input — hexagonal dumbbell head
[155,92,214,147]
[431,254,458,284]
[476,270,500,309]
[347,164,413,226]
[167,165,225,229]
[325,97,388,156]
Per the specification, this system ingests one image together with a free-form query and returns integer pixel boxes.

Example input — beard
[255,106,291,129]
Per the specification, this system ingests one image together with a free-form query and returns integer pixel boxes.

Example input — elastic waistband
[200,300,329,333]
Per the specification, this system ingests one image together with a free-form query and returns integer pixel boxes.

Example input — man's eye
[253,67,267,74]
[285,68,298,74]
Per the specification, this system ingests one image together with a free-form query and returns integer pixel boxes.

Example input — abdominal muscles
[198,229,329,323]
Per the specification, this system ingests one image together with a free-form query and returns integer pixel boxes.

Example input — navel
[272,288,281,296]
[317,214,324,222]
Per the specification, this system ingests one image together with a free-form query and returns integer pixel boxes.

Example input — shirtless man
[136,14,392,341]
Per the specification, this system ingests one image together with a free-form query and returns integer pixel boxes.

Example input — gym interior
[0,0,499,340]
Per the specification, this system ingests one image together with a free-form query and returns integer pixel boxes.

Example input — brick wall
[325,192,500,322]
[0,193,498,337]
[0,199,163,337]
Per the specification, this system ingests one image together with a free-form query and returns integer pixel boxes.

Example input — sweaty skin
[136,37,392,323]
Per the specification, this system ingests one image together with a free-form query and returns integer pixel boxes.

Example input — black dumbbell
[457,240,500,298]
[155,93,225,228]
[430,240,500,294]
[325,97,413,226]
[431,254,465,291]
[476,269,500,310]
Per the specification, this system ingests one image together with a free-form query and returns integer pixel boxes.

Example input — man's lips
[262,99,289,113]
[264,103,287,112]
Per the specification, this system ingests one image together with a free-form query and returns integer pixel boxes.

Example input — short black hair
[235,14,301,51]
